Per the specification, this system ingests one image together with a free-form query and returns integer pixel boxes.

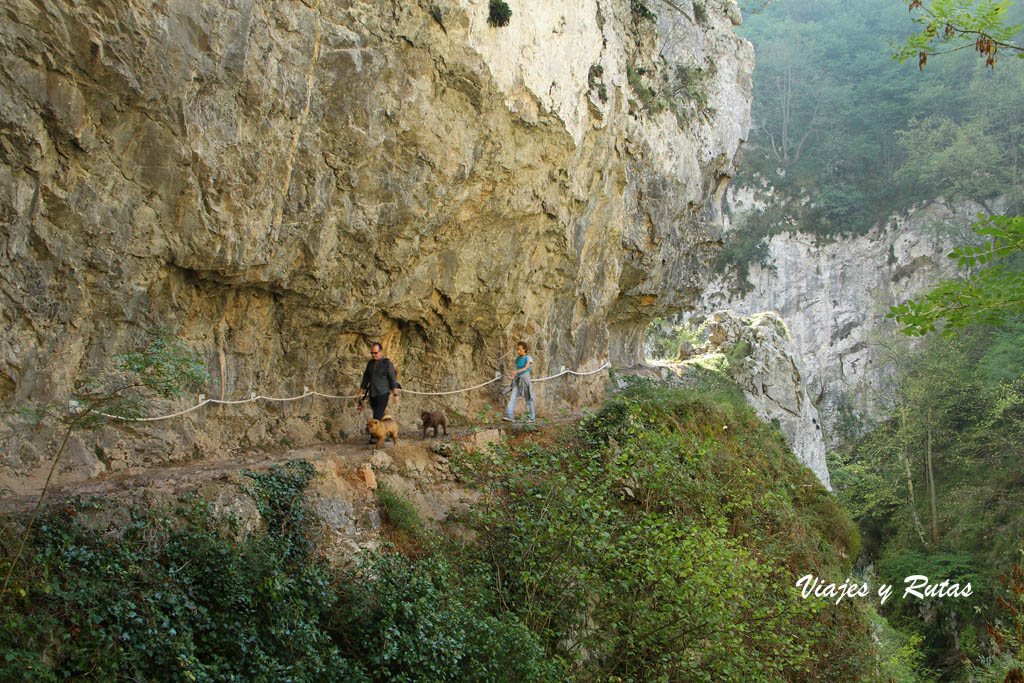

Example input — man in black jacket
[360,342,399,420]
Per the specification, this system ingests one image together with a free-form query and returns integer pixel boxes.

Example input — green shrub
[455,379,875,680]
[487,0,511,27]
[693,1,708,23]
[335,552,560,681]
[0,472,362,681]
[626,63,666,114]
[375,481,430,554]
[0,459,558,681]
[588,64,608,103]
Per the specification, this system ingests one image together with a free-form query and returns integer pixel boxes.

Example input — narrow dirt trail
[0,415,583,515]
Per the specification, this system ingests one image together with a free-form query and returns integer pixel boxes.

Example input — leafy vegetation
[693,1,709,24]
[487,0,511,28]
[891,213,1024,336]
[452,374,893,681]
[626,59,715,128]
[1,329,209,601]
[884,3,1024,340]
[830,321,1024,677]
[894,0,1024,68]
[375,481,431,555]
[1,372,908,680]
[626,63,666,115]
[719,0,1024,282]
[0,461,555,681]
[0,462,364,681]
[588,64,608,103]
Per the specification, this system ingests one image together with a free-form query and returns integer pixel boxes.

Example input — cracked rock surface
[1,0,752,481]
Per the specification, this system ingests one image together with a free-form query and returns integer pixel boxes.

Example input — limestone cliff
[694,198,984,445]
[701,310,829,488]
[0,0,753,481]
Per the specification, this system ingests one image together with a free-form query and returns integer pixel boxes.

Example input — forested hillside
[831,321,1024,679]
[720,0,1023,274]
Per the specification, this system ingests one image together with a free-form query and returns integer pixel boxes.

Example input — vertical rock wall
[0,0,753,480]
[695,199,983,445]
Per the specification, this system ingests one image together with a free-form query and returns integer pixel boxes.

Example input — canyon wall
[0,0,752,482]
[695,198,983,445]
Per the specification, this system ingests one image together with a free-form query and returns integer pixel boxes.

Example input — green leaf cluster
[487,0,511,28]
[335,552,560,682]
[890,214,1024,335]
[894,0,1024,67]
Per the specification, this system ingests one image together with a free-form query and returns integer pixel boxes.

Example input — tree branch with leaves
[894,0,1024,69]
[890,214,1024,335]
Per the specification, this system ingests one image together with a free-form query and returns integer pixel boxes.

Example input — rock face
[0,0,752,480]
[702,310,830,489]
[694,199,982,445]
[619,309,829,487]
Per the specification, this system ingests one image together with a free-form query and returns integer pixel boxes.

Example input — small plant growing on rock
[488,0,512,27]
[588,64,608,103]
[631,0,656,22]
[693,0,708,23]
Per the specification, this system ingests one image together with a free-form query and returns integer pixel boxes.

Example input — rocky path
[0,416,581,515]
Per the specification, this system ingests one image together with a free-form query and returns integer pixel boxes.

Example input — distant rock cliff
[694,198,982,445]
[0,0,752,481]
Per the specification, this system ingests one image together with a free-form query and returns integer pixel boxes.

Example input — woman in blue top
[502,341,535,422]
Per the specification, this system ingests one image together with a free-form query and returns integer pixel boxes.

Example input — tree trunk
[927,405,938,544]
[899,399,930,550]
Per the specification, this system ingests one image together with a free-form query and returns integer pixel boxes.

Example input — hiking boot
[501,416,513,422]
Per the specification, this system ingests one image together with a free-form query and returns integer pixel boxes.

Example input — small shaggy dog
[420,411,448,438]
[366,416,399,447]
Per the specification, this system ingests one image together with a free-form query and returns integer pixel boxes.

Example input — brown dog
[421,411,448,438]
[366,416,398,447]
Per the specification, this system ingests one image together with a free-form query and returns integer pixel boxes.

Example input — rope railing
[533,362,611,382]
[93,362,610,423]
[401,376,504,396]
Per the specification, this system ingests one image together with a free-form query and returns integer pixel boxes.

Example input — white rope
[309,390,361,400]
[532,361,611,382]
[97,400,213,422]
[94,362,609,422]
[401,376,504,396]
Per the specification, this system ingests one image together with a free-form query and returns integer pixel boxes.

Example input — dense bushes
[454,374,878,681]
[0,461,361,681]
[3,377,894,680]
[0,461,551,681]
